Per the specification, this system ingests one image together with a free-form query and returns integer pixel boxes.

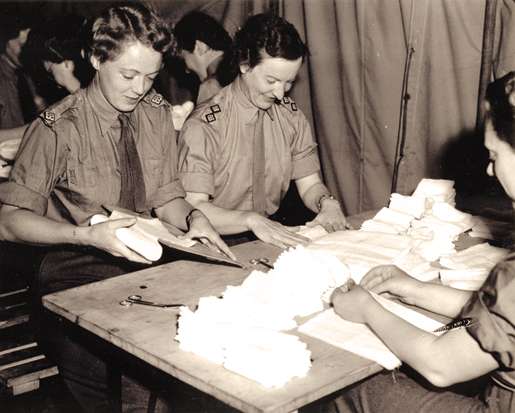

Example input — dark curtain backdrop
[27,0,515,215]
[279,0,515,215]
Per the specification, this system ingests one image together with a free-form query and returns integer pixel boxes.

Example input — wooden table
[42,239,382,413]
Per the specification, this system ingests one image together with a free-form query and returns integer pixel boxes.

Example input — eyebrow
[121,68,161,76]
[267,75,297,82]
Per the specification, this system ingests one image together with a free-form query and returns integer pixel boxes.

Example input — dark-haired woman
[328,72,515,412]
[178,13,349,249]
[0,3,232,411]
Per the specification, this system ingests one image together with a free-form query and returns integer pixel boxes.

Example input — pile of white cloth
[439,242,509,290]
[359,179,477,279]
[176,246,351,387]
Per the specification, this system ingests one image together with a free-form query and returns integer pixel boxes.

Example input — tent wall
[282,0,515,215]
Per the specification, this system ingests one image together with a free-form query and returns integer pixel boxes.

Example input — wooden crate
[0,288,58,396]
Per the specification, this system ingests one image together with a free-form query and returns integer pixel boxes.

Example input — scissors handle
[249,258,274,270]
[123,295,184,308]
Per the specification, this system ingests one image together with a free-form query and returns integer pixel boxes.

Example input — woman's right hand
[359,265,422,305]
[85,218,152,264]
[245,212,310,249]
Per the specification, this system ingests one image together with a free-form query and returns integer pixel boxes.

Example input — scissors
[119,295,184,308]
[249,257,274,270]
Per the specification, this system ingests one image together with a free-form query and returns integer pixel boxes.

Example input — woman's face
[91,41,162,113]
[44,60,77,91]
[240,51,302,110]
[484,118,515,204]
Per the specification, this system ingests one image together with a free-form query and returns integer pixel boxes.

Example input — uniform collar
[86,75,132,136]
[232,76,274,123]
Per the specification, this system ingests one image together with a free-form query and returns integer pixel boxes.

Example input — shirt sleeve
[150,109,185,208]
[178,117,218,196]
[290,110,321,179]
[460,253,515,369]
[0,118,66,215]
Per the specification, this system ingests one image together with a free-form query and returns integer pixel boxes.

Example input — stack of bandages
[176,246,350,387]
[439,243,509,290]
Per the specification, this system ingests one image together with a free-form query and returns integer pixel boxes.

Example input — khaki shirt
[179,77,320,216]
[0,54,24,129]
[0,76,184,225]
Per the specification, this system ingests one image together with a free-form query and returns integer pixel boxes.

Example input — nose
[272,83,286,101]
[133,77,146,96]
[486,161,494,177]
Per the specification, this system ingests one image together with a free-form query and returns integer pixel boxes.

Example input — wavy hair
[232,13,308,69]
[87,2,173,63]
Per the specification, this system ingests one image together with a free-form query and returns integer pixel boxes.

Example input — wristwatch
[317,194,338,212]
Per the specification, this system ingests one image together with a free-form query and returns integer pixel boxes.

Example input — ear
[64,60,75,70]
[239,63,250,74]
[194,40,209,56]
[509,91,515,108]
[90,54,101,71]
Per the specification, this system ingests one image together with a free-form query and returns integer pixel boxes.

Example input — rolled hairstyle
[87,2,173,63]
[485,71,515,149]
[232,13,309,69]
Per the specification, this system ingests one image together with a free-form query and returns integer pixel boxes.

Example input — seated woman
[330,72,515,412]
[178,13,350,249]
[0,3,232,411]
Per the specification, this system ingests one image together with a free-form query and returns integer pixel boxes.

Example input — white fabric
[298,293,443,370]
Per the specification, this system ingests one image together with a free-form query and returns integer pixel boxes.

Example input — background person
[0,3,232,411]
[178,13,349,249]
[173,10,235,104]
[329,71,515,413]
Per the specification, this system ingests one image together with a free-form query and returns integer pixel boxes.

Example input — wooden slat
[5,358,59,387]
[0,324,35,354]
[0,346,45,372]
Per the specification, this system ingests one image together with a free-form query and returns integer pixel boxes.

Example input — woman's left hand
[182,209,237,261]
[330,280,373,323]
[306,199,352,232]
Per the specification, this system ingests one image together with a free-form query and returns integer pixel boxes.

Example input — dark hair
[485,71,515,148]
[174,11,232,53]
[0,2,41,52]
[233,13,309,69]
[87,2,173,63]
[21,14,94,90]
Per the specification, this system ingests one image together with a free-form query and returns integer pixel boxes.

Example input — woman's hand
[183,209,236,260]
[246,212,310,249]
[86,217,152,264]
[360,265,422,305]
[330,279,373,323]
[306,198,352,232]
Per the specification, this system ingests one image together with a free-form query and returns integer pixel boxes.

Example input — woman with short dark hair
[329,71,515,413]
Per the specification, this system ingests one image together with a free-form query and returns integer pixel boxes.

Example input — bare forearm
[187,200,252,234]
[408,282,472,318]
[298,181,328,213]
[154,197,194,231]
[0,207,88,246]
[362,301,497,386]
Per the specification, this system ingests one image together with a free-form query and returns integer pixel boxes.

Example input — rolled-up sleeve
[460,255,515,370]
[148,112,185,208]
[0,119,65,215]
[178,119,217,196]
[291,111,320,179]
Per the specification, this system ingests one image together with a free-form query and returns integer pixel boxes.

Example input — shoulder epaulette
[281,96,298,112]
[40,93,81,127]
[199,93,225,124]
[143,91,168,108]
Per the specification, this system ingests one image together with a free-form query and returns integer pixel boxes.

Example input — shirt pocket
[64,159,102,206]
